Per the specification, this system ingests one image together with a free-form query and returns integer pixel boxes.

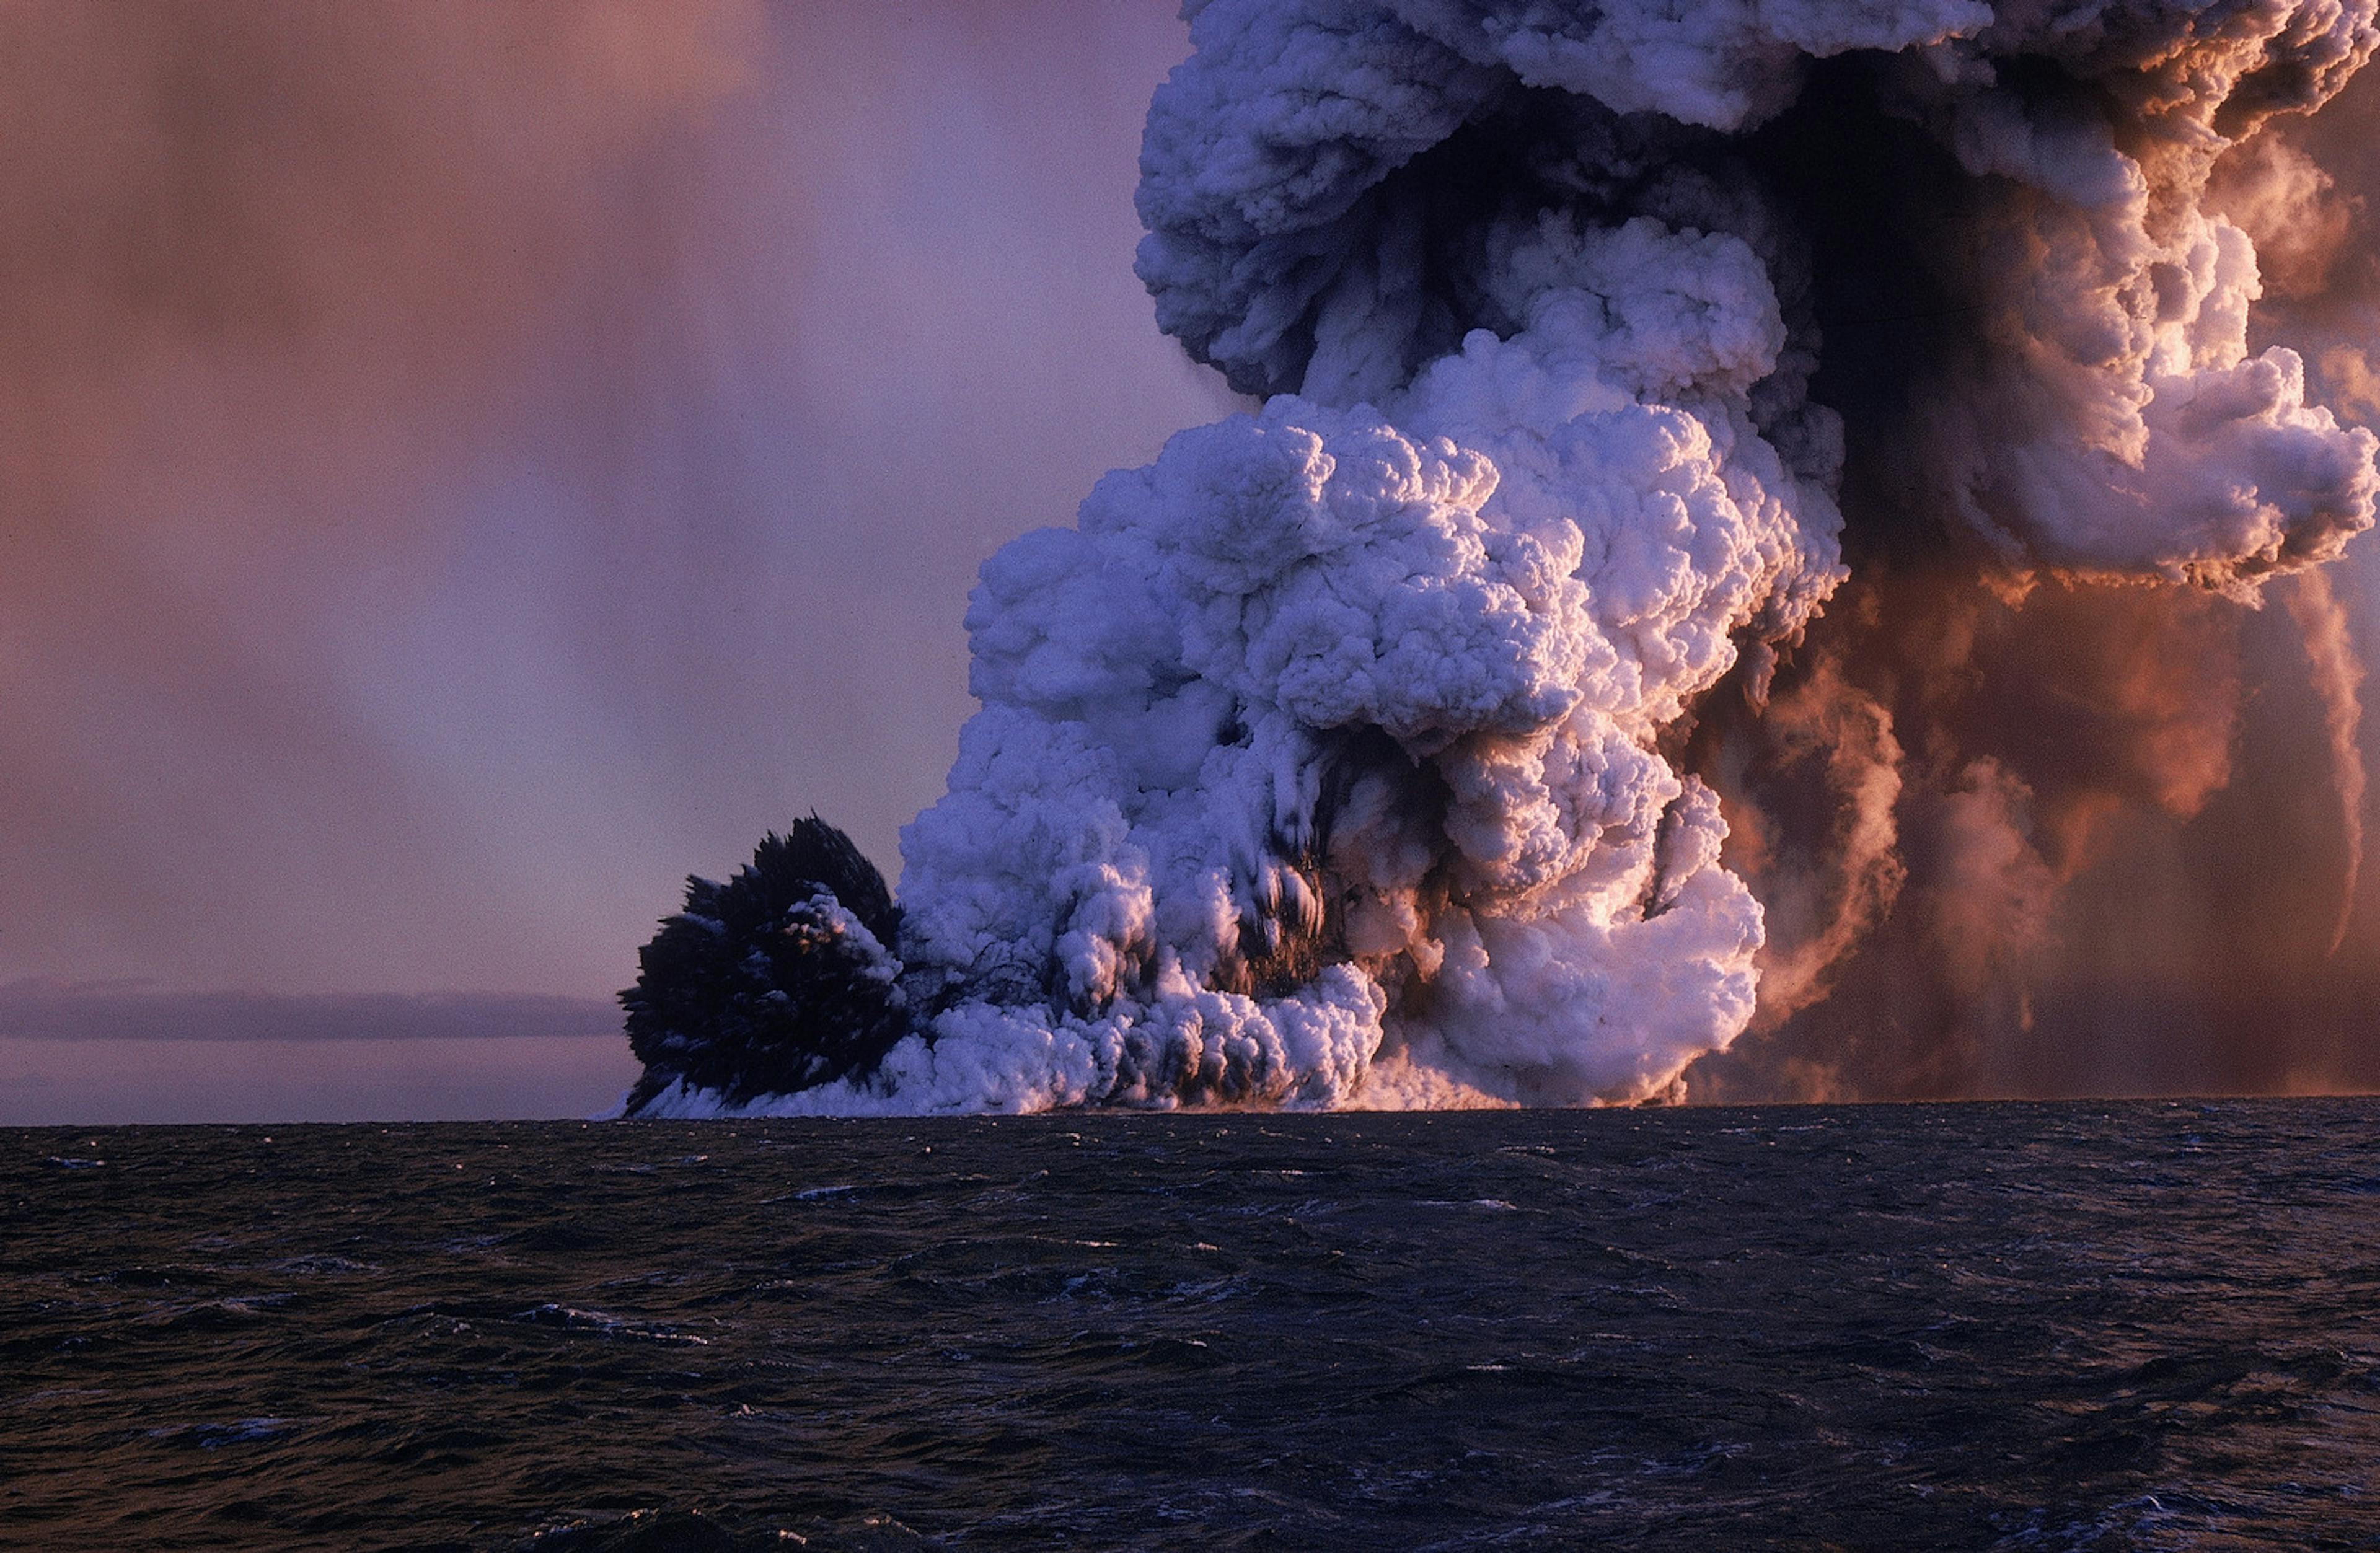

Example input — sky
[0,1,1232,1122]
[8,2,2380,1123]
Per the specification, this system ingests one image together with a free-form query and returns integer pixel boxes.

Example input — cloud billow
[631,0,2380,1114]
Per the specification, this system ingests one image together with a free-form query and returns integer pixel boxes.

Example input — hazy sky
[0,2,1241,1120]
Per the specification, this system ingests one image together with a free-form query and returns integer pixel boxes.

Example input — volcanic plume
[627,0,2380,1115]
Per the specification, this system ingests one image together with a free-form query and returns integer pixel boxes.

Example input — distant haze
[0,2,1230,1120]
[0,5,1221,998]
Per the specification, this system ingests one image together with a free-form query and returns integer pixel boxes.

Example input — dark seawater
[4,1102,2379,1551]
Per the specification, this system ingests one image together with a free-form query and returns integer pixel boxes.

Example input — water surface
[4,1101,2377,1549]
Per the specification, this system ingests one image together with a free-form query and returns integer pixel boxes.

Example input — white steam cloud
[637,0,2379,1117]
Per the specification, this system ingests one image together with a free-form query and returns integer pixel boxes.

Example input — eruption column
[630,0,2380,1115]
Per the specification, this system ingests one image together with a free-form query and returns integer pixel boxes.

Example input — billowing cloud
[634,0,2380,1115]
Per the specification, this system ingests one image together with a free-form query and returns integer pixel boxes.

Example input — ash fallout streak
[624,0,2380,1116]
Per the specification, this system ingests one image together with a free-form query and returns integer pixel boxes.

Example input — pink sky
[0,3,1233,1120]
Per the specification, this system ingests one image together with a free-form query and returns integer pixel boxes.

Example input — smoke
[1691,4,2380,1100]
[623,0,2380,1117]
[1725,654,1908,1029]
[2286,568,2368,954]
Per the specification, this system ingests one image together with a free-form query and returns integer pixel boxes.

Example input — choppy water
[4,1101,2378,1551]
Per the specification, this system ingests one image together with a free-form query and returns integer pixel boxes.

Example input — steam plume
[2286,568,2368,954]
[634,0,2380,1115]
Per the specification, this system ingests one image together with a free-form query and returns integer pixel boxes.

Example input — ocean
[4,1100,2376,1550]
